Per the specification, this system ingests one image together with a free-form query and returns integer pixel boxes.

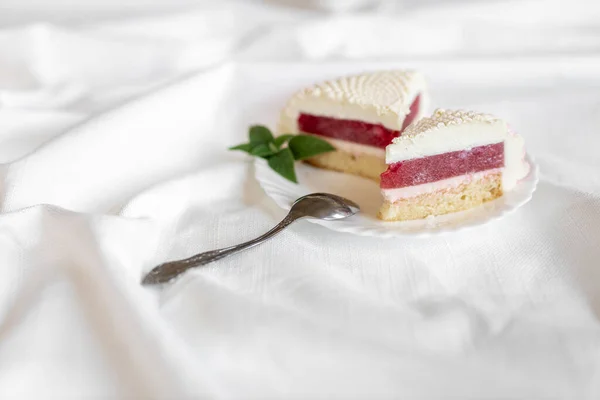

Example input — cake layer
[381,169,502,202]
[304,149,387,181]
[386,110,506,164]
[298,95,421,149]
[380,142,504,189]
[378,172,503,221]
[278,70,428,134]
[305,135,386,158]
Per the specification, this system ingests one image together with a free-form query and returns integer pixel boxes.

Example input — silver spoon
[141,193,360,285]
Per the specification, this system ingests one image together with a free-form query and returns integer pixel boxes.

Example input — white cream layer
[385,121,507,163]
[381,169,503,202]
[503,132,530,190]
[385,109,530,191]
[302,133,385,158]
[278,70,428,133]
[287,93,423,131]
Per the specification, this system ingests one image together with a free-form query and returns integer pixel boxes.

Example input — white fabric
[1,0,600,398]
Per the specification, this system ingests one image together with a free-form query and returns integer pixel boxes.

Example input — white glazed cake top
[385,109,529,190]
[400,109,501,138]
[278,70,428,133]
[386,109,507,163]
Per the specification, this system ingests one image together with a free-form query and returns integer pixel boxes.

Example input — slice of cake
[278,70,428,180]
[378,109,530,221]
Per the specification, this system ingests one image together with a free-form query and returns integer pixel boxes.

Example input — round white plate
[255,154,539,238]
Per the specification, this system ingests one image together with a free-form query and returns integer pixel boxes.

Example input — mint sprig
[249,125,274,146]
[229,125,335,183]
[268,147,297,183]
[273,134,294,148]
[288,135,336,160]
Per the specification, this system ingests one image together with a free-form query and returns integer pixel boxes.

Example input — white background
[1,0,600,399]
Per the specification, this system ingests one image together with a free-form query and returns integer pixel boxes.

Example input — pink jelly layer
[297,95,421,149]
[380,142,504,189]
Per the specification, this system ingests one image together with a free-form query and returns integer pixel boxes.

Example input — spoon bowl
[291,193,360,221]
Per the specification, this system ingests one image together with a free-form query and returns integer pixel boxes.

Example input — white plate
[255,154,539,238]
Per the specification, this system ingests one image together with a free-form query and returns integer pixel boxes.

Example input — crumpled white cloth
[1,0,600,399]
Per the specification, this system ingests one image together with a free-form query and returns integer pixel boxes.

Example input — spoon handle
[142,212,300,285]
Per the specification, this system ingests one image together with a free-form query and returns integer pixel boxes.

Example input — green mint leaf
[250,143,276,158]
[274,134,294,149]
[249,125,274,146]
[229,143,252,153]
[267,148,297,183]
[288,135,335,160]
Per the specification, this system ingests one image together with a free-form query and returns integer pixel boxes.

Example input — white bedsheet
[1,0,600,398]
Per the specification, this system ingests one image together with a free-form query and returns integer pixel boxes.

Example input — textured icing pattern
[298,70,422,112]
[396,109,501,140]
[278,70,428,133]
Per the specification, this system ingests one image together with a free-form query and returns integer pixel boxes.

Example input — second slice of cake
[379,109,530,221]
[278,70,428,180]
